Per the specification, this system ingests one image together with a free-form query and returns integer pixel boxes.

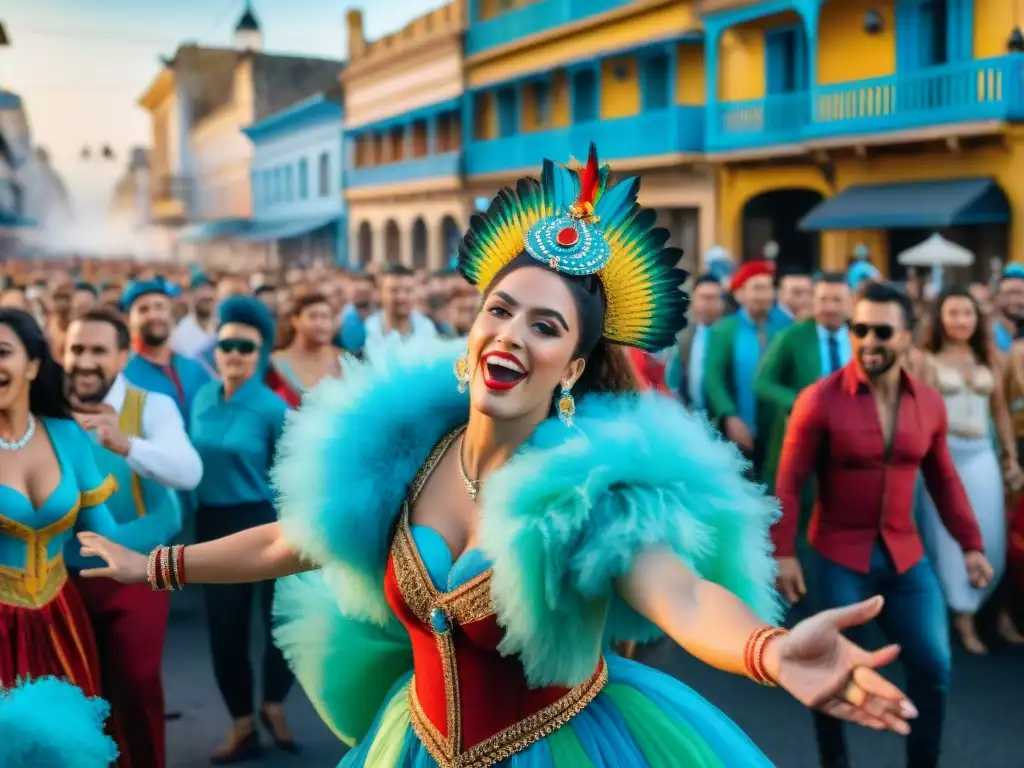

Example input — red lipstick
[480,351,528,391]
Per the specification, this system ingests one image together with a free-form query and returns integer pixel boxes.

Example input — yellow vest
[119,386,148,517]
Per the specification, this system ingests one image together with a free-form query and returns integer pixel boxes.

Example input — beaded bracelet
[744,626,787,686]
[147,545,187,592]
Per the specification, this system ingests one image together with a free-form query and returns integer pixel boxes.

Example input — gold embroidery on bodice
[389,426,607,767]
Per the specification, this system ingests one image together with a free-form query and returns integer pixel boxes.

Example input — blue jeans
[811,546,951,768]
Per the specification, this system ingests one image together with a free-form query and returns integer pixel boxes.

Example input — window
[531,81,550,127]
[641,54,670,110]
[765,24,808,95]
[285,166,294,202]
[318,152,330,197]
[298,158,309,199]
[497,87,517,138]
[572,68,597,123]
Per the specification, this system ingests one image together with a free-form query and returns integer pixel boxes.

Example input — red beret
[730,260,775,292]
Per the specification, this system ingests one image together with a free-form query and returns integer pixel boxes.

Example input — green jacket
[704,314,787,467]
[754,318,823,547]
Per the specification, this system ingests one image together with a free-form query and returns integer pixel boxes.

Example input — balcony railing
[467,0,635,56]
[346,151,462,188]
[466,107,704,175]
[708,55,1024,153]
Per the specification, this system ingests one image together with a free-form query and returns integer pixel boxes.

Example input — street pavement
[164,589,1024,768]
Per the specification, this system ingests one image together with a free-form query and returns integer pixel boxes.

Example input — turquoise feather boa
[0,678,118,767]
[272,339,782,738]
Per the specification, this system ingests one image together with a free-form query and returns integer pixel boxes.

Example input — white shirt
[103,374,204,491]
[171,314,217,359]
[364,311,439,347]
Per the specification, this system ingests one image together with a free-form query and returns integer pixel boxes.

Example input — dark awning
[241,213,342,243]
[798,178,1009,231]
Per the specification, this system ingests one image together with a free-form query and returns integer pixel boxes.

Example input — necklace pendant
[468,485,478,501]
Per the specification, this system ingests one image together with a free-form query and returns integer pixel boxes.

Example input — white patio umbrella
[896,233,975,292]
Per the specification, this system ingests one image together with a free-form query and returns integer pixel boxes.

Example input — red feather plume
[577,143,599,207]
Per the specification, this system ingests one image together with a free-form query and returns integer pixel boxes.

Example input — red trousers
[75,576,171,768]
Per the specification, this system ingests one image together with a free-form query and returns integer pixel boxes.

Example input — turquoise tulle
[0,677,118,767]
[277,526,775,768]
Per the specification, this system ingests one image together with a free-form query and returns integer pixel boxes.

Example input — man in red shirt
[773,282,993,768]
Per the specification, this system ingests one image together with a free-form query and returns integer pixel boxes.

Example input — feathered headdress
[456,144,689,352]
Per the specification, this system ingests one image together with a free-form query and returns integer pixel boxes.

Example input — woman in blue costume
[81,147,916,768]
[0,308,126,767]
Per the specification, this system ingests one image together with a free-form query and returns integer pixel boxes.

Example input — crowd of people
[0,151,1020,768]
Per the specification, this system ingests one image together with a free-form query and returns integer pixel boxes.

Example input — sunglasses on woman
[850,323,895,342]
[216,338,260,355]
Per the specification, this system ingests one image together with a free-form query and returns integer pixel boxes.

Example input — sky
[2,0,444,222]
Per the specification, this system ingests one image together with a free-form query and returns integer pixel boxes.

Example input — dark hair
[815,271,847,286]
[0,308,73,419]
[254,284,277,297]
[693,274,721,289]
[858,281,915,331]
[380,263,415,278]
[778,269,811,281]
[484,253,639,405]
[925,286,993,369]
[290,291,330,317]
[74,308,131,351]
[74,282,99,297]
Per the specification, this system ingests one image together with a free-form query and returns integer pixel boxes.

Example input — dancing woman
[0,308,144,766]
[80,147,914,767]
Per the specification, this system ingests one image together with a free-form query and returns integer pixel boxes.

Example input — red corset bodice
[384,505,606,768]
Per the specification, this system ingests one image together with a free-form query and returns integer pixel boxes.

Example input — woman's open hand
[77,531,149,584]
[765,596,918,735]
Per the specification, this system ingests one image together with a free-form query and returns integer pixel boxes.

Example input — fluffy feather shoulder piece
[273,339,781,690]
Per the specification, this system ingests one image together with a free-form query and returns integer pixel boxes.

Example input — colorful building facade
[138,4,341,268]
[463,0,714,272]
[243,92,347,268]
[704,0,1024,277]
[343,2,469,269]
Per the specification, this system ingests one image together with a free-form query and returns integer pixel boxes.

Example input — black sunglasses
[217,338,260,355]
[851,323,895,341]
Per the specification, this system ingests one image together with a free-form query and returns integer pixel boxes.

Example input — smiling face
[0,322,40,412]
[466,266,586,424]
[939,295,978,344]
[65,319,127,403]
[128,292,173,347]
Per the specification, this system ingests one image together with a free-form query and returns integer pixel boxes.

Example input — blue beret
[120,277,174,311]
[217,296,275,344]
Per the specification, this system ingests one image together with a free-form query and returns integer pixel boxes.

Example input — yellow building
[463,0,715,271]
[703,0,1024,277]
[343,2,470,269]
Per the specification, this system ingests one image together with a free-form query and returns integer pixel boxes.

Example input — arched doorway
[357,221,373,267]
[439,215,461,266]
[411,218,428,269]
[741,189,824,274]
[384,220,401,264]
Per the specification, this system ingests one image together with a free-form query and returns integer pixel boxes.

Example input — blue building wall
[244,95,347,266]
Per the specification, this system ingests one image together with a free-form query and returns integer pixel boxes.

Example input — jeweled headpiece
[456,144,689,352]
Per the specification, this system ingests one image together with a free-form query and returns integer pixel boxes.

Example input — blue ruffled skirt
[341,654,773,768]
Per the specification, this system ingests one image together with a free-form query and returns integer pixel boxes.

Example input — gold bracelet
[146,548,160,591]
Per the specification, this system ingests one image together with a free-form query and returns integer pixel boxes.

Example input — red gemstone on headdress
[555,226,579,248]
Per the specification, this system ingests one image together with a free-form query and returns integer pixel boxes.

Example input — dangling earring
[556,382,576,427]
[454,354,471,394]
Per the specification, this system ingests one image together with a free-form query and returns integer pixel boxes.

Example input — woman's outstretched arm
[78,521,316,585]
